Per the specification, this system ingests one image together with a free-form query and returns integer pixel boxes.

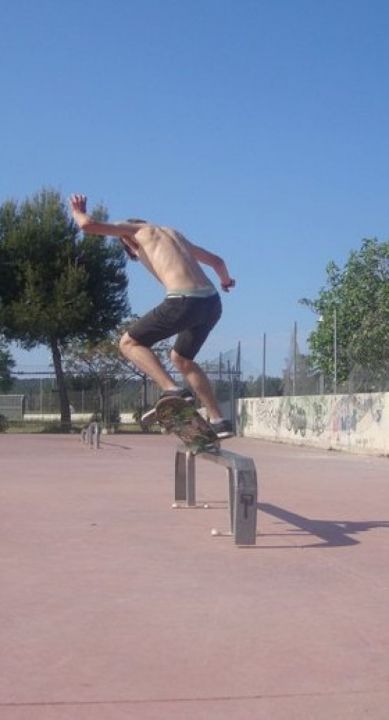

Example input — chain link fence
[6,324,386,427]
[5,345,242,425]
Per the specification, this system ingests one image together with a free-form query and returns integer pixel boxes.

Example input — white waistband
[166,287,217,299]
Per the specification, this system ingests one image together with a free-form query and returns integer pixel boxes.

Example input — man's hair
[119,219,147,261]
[119,238,138,262]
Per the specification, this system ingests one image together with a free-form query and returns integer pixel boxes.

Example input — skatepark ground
[1,432,389,719]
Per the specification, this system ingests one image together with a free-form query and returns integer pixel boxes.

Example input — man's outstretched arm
[69,194,137,237]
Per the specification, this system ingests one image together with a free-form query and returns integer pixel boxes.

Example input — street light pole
[333,308,337,394]
[292,321,297,396]
[261,332,266,398]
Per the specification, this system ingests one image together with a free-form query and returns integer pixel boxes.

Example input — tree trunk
[50,338,71,432]
[97,383,105,423]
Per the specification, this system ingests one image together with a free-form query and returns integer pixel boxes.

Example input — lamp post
[317,310,337,393]
[261,332,266,398]
[292,321,297,396]
[333,308,337,395]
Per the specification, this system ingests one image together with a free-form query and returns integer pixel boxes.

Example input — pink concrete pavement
[1,432,389,719]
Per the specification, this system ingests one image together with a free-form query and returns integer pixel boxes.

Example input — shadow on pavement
[258,502,389,548]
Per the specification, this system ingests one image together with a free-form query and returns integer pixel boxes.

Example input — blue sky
[1,0,389,377]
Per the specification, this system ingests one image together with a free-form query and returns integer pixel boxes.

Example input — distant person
[70,194,235,438]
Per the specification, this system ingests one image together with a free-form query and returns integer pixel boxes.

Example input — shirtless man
[70,194,235,438]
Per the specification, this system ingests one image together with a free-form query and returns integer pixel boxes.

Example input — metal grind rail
[174,446,258,545]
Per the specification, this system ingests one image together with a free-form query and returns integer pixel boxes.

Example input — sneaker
[159,388,195,403]
[141,388,194,425]
[211,419,234,439]
[141,406,157,425]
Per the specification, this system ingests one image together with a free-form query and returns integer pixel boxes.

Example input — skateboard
[155,396,220,453]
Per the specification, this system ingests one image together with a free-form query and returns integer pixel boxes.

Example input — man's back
[120,223,215,292]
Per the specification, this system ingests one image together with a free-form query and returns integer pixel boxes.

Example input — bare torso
[120,224,215,292]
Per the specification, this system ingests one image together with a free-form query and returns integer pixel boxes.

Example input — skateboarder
[70,194,235,438]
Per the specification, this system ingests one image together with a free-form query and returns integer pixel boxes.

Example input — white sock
[210,417,223,425]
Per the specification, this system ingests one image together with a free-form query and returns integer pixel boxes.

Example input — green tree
[301,238,389,390]
[0,189,129,429]
[0,337,15,392]
[64,329,173,423]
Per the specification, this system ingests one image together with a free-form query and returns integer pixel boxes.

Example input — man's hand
[69,194,92,230]
[221,278,236,293]
[70,194,87,214]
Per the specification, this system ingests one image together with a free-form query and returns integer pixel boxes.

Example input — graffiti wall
[236,393,388,454]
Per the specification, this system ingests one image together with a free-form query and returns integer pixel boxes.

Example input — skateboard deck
[155,396,220,453]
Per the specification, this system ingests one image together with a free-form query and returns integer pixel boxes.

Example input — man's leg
[119,333,177,391]
[170,350,222,421]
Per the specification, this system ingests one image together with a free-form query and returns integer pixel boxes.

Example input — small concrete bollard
[81,421,101,450]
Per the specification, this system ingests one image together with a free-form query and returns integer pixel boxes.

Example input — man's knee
[119,332,139,356]
[171,349,194,372]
